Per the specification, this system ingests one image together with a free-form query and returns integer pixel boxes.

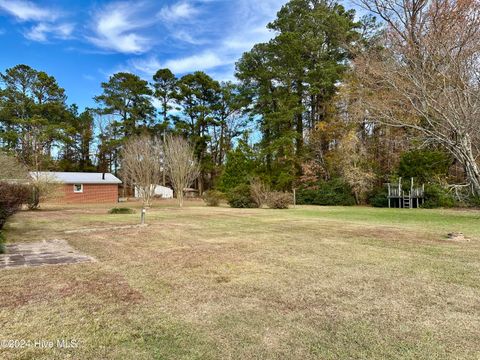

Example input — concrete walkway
[0,240,95,270]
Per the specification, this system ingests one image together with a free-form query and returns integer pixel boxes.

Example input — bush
[250,179,269,207]
[422,184,455,208]
[296,179,356,206]
[0,182,31,230]
[368,187,389,207]
[266,192,292,209]
[27,177,61,210]
[203,190,225,207]
[398,149,451,183]
[466,195,480,207]
[108,207,136,214]
[0,231,5,254]
[227,184,259,208]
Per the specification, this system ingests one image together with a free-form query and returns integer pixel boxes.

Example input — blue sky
[0,0,289,111]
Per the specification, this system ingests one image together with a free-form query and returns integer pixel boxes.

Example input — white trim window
[73,184,84,193]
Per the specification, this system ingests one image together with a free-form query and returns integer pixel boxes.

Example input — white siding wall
[134,185,174,199]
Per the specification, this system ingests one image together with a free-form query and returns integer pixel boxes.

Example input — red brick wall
[59,184,119,204]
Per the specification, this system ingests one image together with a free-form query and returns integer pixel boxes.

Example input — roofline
[29,171,122,184]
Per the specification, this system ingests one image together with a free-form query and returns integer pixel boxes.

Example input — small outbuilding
[184,188,199,198]
[31,172,122,204]
[134,185,174,199]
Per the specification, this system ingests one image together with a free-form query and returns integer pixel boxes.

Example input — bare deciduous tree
[337,130,376,204]
[0,152,28,181]
[355,0,480,195]
[250,178,270,208]
[164,136,200,207]
[29,172,62,209]
[121,135,164,219]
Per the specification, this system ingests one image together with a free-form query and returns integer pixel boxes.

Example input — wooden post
[387,183,391,208]
[422,184,425,206]
[293,188,296,208]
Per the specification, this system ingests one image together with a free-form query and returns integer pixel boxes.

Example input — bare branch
[163,136,200,207]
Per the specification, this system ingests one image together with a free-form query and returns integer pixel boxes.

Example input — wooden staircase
[403,193,411,209]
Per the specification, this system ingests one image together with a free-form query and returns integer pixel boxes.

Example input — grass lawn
[1,202,480,359]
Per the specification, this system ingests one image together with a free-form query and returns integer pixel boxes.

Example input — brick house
[31,172,122,204]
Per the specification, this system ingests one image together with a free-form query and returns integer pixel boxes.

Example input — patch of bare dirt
[0,270,143,308]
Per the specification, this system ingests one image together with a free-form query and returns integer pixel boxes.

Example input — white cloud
[112,0,288,81]
[0,0,60,22]
[158,1,199,22]
[165,51,225,74]
[0,0,75,42]
[24,22,74,42]
[129,51,227,76]
[129,56,162,75]
[87,2,152,54]
[172,29,206,45]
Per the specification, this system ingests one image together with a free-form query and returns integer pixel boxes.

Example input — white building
[134,185,174,199]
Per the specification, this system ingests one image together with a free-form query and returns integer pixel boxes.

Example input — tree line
[1,0,479,206]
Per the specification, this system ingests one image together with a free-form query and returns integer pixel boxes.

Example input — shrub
[368,187,389,207]
[227,184,259,208]
[0,182,30,230]
[398,149,451,183]
[108,207,136,214]
[296,178,356,206]
[466,195,480,207]
[266,192,292,209]
[203,190,225,207]
[422,184,455,208]
[0,231,5,254]
[27,174,62,210]
[250,179,269,207]
[217,138,257,192]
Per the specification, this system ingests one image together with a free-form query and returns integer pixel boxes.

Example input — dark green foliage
[0,231,5,254]
[59,107,95,171]
[108,207,136,214]
[94,72,155,172]
[0,64,69,167]
[422,184,455,209]
[95,72,155,137]
[218,136,257,192]
[227,184,259,208]
[266,192,292,209]
[153,69,177,122]
[236,0,362,187]
[398,149,451,183]
[466,196,480,207]
[0,182,30,229]
[368,187,389,208]
[203,190,225,207]
[297,179,356,206]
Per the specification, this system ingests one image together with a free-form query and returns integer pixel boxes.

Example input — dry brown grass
[1,202,480,359]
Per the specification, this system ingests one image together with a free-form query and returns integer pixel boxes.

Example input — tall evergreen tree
[94,72,155,174]
[94,72,155,137]
[152,68,177,136]
[0,64,69,169]
[236,0,360,189]
[174,71,221,193]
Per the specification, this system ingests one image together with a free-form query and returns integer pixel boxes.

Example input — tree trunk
[178,191,184,207]
[454,134,480,196]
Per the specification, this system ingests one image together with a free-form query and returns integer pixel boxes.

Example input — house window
[73,184,83,193]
